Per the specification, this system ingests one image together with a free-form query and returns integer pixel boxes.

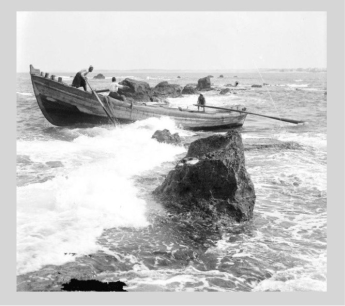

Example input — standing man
[197,93,206,112]
[108,77,128,101]
[72,66,93,91]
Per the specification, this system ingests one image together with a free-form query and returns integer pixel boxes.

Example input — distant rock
[46,161,64,168]
[152,81,182,98]
[182,83,198,95]
[219,75,224,78]
[225,81,239,88]
[234,76,238,78]
[177,76,181,78]
[152,129,181,145]
[251,84,262,88]
[153,130,256,222]
[263,83,269,86]
[93,74,105,79]
[207,75,214,78]
[118,78,152,102]
[197,77,212,91]
[219,88,231,95]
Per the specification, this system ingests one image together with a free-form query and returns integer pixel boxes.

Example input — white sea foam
[287,84,309,88]
[17,92,33,96]
[16,117,186,275]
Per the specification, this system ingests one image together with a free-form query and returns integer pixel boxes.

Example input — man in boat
[197,94,206,112]
[71,66,93,91]
[108,77,128,101]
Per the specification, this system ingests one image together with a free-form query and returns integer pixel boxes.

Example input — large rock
[118,78,152,102]
[152,129,181,145]
[197,77,212,91]
[93,74,105,79]
[153,130,256,222]
[152,81,182,98]
[182,84,198,95]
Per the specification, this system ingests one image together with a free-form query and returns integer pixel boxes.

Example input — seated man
[72,66,93,91]
[197,93,206,112]
[108,77,128,101]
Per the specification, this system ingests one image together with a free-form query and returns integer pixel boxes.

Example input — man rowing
[72,66,93,91]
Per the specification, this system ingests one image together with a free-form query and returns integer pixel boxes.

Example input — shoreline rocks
[152,81,182,99]
[118,78,152,102]
[152,129,181,145]
[153,130,256,222]
[197,76,212,91]
[182,83,198,95]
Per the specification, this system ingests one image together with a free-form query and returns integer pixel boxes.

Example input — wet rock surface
[153,130,256,222]
[152,129,181,145]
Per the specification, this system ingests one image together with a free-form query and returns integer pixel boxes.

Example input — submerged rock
[182,83,198,95]
[152,129,181,145]
[219,88,231,95]
[154,130,256,222]
[93,74,105,79]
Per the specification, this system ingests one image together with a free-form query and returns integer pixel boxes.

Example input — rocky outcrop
[153,130,256,222]
[197,77,212,91]
[118,78,152,102]
[182,84,198,95]
[152,81,182,98]
[219,88,231,95]
[46,161,64,168]
[152,129,181,145]
[93,74,105,79]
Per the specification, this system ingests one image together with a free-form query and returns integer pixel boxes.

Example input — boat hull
[30,65,247,130]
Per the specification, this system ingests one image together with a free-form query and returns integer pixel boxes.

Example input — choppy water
[16,71,327,292]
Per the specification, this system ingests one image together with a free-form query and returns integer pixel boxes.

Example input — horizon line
[17,67,327,73]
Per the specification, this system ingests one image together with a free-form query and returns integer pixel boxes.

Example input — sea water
[16,71,327,292]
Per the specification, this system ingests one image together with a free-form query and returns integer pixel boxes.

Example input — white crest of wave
[17,117,186,275]
[287,84,309,88]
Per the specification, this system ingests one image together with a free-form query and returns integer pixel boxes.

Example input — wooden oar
[194,104,304,124]
[86,79,116,126]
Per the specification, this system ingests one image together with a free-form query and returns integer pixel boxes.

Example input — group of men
[71,66,206,111]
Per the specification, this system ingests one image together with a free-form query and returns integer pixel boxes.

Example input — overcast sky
[17,11,326,72]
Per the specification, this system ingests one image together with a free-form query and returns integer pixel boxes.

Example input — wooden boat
[30,65,247,130]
